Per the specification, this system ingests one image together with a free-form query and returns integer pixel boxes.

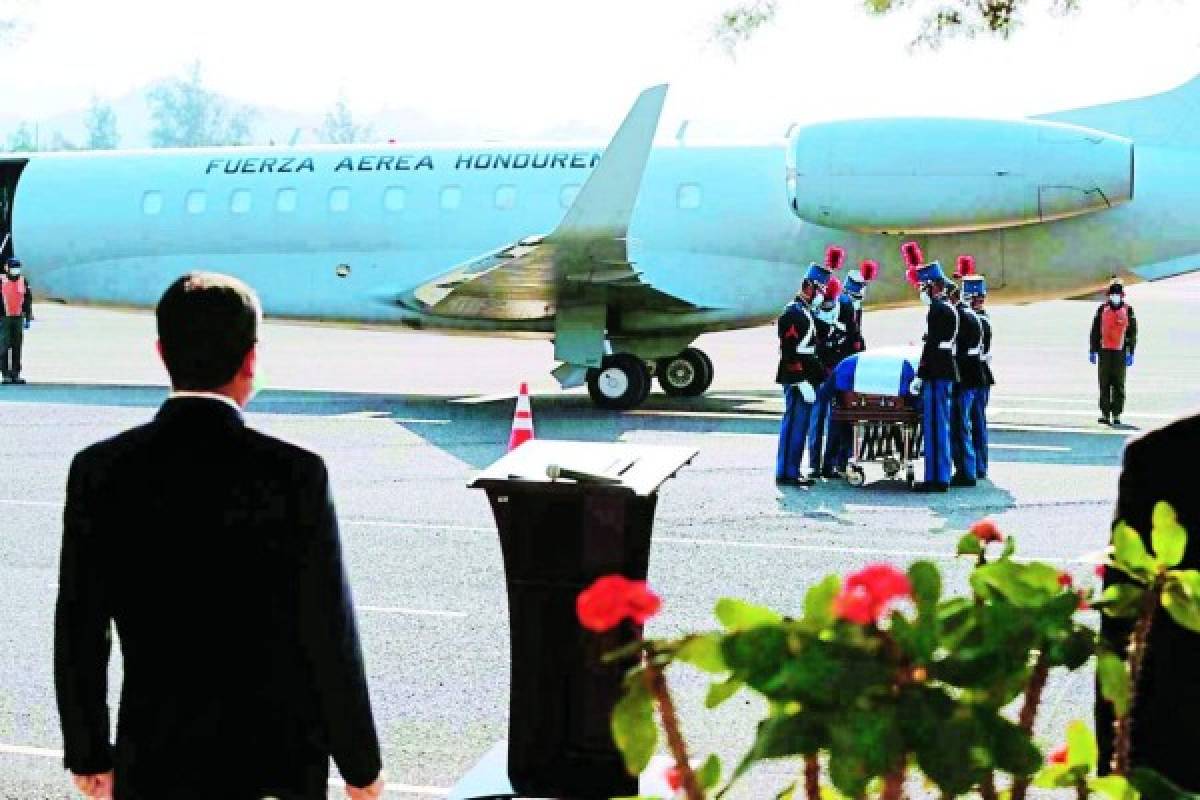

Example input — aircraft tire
[587,354,651,410]
[657,347,714,397]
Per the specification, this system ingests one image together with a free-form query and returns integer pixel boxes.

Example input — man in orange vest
[0,258,33,385]
[1089,279,1137,426]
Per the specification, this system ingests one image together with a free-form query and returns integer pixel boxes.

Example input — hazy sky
[1,0,1198,138]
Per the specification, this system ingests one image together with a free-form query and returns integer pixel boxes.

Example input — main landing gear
[586,347,715,410]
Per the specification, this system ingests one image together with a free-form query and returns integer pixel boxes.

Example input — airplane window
[231,189,252,214]
[440,186,462,211]
[142,191,163,215]
[495,185,517,210]
[276,188,297,213]
[186,191,207,214]
[329,187,351,213]
[677,183,702,210]
[559,184,580,209]
[384,187,406,212]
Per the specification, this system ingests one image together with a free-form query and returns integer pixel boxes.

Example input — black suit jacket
[55,397,381,799]
[1098,415,1200,791]
[917,298,960,382]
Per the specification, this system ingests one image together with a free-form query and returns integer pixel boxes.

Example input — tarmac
[1,273,1197,798]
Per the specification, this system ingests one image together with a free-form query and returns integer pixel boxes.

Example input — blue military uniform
[775,293,823,485]
[950,293,985,486]
[965,275,993,479]
[912,261,959,492]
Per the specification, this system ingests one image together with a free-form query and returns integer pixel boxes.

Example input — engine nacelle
[786,117,1133,234]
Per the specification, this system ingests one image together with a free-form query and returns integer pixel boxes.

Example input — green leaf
[723,712,826,796]
[970,559,1063,607]
[1033,764,1076,789]
[611,670,658,775]
[1097,650,1132,716]
[804,574,841,629]
[1090,775,1140,800]
[1151,502,1188,568]
[1113,522,1157,580]
[1129,766,1193,800]
[978,707,1043,777]
[1066,720,1099,773]
[909,560,942,614]
[1101,584,1147,618]
[720,626,790,692]
[715,597,783,630]
[675,633,728,674]
[827,709,902,798]
[775,783,796,800]
[696,753,722,790]
[957,532,984,557]
[1046,627,1097,670]
[705,676,743,709]
[1162,581,1200,634]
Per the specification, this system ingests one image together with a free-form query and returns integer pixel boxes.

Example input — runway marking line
[358,605,467,618]
[0,743,449,795]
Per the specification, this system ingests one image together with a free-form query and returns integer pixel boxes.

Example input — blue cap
[804,262,832,286]
[844,270,866,297]
[916,260,947,285]
[5,258,19,268]
[963,275,987,297]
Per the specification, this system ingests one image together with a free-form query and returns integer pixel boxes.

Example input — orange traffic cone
[508,382,535,451]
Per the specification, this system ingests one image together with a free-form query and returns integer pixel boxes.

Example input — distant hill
[0,86,610,151]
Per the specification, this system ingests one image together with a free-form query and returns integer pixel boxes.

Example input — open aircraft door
[0,158,29,261]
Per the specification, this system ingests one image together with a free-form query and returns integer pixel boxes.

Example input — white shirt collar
[168,390,243,414]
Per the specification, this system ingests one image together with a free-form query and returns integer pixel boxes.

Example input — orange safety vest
[1,276,25,317]
[1100,305,1129,350]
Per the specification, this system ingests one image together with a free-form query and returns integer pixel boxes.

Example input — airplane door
[0,159,29,261]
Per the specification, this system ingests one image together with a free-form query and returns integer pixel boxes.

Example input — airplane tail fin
[1036,72,1200,148]
[552,84,667,238]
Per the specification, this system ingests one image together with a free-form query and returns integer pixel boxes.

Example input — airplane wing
[396,84,710,325]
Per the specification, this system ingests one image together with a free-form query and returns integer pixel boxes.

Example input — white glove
[909,377,923,396]
[798,382,817,404]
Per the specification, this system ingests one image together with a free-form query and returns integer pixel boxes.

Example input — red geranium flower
[576,575,661,633]
[1058,572,1074,588]
[834,564,912,625]
[666,766,682,791]
[1049,744,1069,765]
[1078,592,1091,611]
[1095,564,1107,579]
[969,518,1004,544]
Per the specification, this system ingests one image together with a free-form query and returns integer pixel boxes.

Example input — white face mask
[8,270,20,278]
[852,298,862,312]
[919,290,932,307]
[1109,294,1122,306]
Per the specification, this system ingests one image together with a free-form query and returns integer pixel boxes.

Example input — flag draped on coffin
[832,347,921,397]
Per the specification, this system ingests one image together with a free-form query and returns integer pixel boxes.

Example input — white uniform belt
[967,346,982,356]
[795,346,815,355]
[937,341,954,350]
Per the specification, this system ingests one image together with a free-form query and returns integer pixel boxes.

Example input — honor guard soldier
[776,266,825,486]
[0,258,33,384]
[807,246,847,479]
[964,272,993,479]
[843,259,878,353]
[1090,279,1137,426]
[947,255,985,487]
[903,243,959,493]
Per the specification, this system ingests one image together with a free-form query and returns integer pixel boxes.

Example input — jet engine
[786,117,1133,234]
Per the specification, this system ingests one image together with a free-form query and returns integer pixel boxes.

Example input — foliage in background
[85,97,120,150]
[319,95,373,145]
[589,505,1200,799]
[146,62,256,148]
[713,0,1084,52]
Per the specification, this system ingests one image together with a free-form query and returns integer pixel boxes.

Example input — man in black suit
[55,272,384,799]
[1097,417,1200,791]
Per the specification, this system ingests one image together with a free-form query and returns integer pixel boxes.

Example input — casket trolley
[828,348,923,488]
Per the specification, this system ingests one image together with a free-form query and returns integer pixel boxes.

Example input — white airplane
[1,74,1197,409]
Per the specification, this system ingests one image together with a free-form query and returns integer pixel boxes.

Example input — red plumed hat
[905,266,920,287]
[824,276,843,301]
[901,241,923,268]
[955,255,975,278]
[825,245,845,270]
[860,260,880,282]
